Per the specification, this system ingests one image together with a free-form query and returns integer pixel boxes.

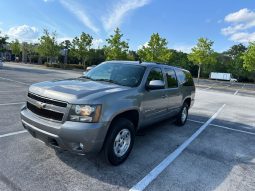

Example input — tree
[104,28,129,60]
[37,29,59,64]
[88,48,106,66]
[224,44,247,79]
[10,39,21,60]
[0,31,8,53]
[138,33,172,63]
[127,50,139,61]
[242,42,255,72]
[71,32,93,68]
[22,43,37,64]
[188,38,216,83]
[60,40,72,50]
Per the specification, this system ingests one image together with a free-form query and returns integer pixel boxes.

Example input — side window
[183,71,194,86]
[176,69,194,86]
[147,67,164,83]
[165,68,178,88]
[175,70,186,85]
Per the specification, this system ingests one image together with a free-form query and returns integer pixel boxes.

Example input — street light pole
[64,48,67,69]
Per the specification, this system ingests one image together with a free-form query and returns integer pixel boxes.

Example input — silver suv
[21,61,195,165]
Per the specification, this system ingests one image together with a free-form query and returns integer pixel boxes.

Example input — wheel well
[110,110,139,131]
[101,110,139,152]
[184,98,191,108]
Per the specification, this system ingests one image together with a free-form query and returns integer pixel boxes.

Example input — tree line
[0,28,255,82]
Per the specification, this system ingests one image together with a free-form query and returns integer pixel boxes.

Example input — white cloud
[221,21,255,35]
[221,8,255,43]
[56,37,104,48]
[6,25,39,42]
[137,42,148,50]
[92,38,104,48]
[57,37,73,43]
[59,0,99,33]
[102,0,150,32]
[43,0,54,2]
[225,8,255,23]
[229,32,255,43]
[172,44,194,53]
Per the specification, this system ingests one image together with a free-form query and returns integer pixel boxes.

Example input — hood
[29,78,129,103]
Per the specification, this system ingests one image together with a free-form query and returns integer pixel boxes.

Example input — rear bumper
[20,105,108,154]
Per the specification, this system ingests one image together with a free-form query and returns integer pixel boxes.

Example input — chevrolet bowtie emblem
[35,102,46,109]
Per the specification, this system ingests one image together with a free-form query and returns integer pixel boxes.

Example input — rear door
[164,68,182,116]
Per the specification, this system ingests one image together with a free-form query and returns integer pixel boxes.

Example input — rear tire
[104,118,135,165]
[175,103,189,126]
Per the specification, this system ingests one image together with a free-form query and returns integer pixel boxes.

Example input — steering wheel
[121,77,138,86]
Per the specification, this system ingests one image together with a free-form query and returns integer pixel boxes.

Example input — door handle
[161,95,168,99]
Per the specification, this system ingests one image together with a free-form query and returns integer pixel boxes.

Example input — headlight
[68,105,102,123]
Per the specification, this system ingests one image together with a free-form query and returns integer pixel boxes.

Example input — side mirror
[83,72,87,76]
[146,80,165,90]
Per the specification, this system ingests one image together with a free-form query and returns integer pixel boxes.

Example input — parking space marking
[0,90,26,93]
[0,130,27,138]
[188,119,255,136]
[129,104,226,191]
[198,84,216,90]
[0,102,25,106]
[0,77,29,85]
[234,90,239,95]
[233,84,246,95]
[203,86,212,90]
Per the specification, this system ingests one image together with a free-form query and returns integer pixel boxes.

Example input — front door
[141,67,168,126]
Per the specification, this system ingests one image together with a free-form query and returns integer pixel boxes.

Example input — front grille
[27,102,64,121]
[28,92,67,107]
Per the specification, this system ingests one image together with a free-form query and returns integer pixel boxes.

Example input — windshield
[84,62,146,87]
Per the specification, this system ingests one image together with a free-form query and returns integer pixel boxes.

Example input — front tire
[104,118,135,165]
[175,103,189,126]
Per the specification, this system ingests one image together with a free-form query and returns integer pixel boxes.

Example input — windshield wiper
[81,76,92,80]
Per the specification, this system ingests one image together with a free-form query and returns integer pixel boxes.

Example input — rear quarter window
[183,71,194,86]
[176,70,194,86]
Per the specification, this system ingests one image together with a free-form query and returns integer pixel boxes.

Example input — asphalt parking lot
[1,63,255,191]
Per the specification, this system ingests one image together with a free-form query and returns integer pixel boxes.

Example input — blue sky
[0,0,255,52]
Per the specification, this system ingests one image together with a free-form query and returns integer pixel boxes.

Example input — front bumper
[20,105,108,154]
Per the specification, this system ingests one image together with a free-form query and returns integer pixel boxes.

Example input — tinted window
[84,62,146,87]
[165,68,178,88]
[175,70,186,84]
[176,69,194,86]
[147,68,164,83]
[183,71,194,86]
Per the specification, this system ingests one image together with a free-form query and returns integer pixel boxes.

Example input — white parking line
[0,77,29,85]
[129,104,226,191]
[0,90,26,93]
[0,102,25,106]
[203,86,212,90]
[0,130,27,138]
[188,119,255,136]
[233,84,245,95]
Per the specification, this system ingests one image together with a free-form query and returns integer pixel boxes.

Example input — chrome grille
[27,92,68,122]
[28,92,67,107]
